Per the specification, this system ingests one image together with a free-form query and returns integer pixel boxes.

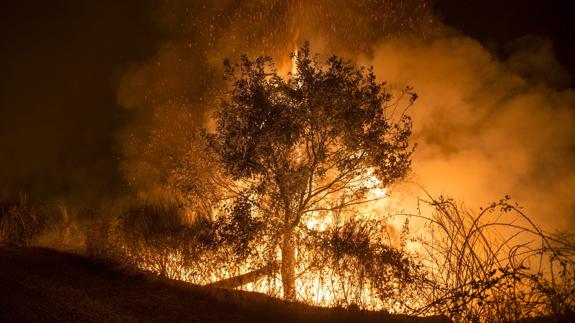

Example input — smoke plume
[116,0,575,231]
[364,34,575,230]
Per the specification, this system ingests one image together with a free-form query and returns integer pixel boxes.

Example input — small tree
[207,43,415,300]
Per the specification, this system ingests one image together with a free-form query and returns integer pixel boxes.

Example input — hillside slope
[0,247,448,323]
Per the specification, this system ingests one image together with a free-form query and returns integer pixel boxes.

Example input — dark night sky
[0,1,161,205]
[1,0,574,206]
[435,0,575,82]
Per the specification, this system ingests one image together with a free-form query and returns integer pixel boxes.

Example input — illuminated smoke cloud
[364,35,575,230]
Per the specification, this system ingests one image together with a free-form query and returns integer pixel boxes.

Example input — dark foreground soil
[0,247,449,323]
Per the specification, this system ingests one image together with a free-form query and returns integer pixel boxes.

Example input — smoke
[363,34,575,230]
[116,0,575,230]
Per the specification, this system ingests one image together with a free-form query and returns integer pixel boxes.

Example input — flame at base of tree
[103,200,422,313]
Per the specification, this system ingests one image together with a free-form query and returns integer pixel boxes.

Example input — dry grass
[0,194,42,246]
[1,194,87,250]
[406,194,575,321]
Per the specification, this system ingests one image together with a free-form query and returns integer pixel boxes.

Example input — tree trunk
[281,227,296,301]
[207,261,279,289]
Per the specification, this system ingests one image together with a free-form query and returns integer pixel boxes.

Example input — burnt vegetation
[2,44,575,322]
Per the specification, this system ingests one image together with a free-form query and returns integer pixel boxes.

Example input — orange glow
[291,46,298,77]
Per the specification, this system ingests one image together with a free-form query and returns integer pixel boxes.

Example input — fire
[126,177,404,310]
[305,213,332,231]
[291,46,298,77]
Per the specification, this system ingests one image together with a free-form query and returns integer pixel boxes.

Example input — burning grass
[85,200,421,310]
[78,194,575,322]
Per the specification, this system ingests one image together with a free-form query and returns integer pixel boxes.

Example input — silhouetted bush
[409,195,575,321]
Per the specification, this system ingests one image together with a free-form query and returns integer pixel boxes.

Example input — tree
[206,43,415,300]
